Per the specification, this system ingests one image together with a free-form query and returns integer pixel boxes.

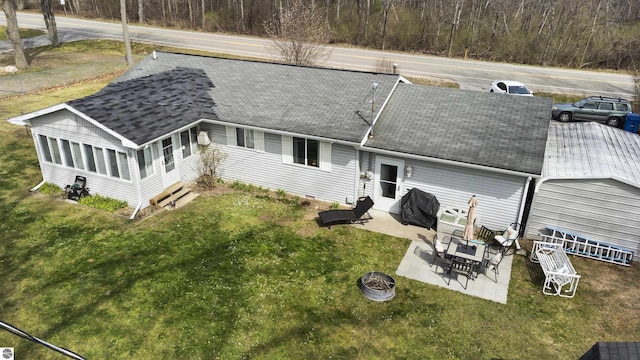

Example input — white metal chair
[494,222,521,255]
[430,235,448,270]
[483,251,503,282]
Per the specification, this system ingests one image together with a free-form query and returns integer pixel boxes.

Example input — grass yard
[1,42,639,359]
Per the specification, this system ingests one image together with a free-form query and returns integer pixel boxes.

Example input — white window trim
[180,127,198,159]
[137,146,155,180]
[282,135,331,171]
[37,134,132,181]
[226,126,265,152]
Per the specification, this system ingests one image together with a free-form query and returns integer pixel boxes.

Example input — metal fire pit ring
[358,271,396,302]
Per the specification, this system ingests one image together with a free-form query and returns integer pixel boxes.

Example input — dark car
[551,96,632,127]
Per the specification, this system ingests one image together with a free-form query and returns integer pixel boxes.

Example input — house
[7,51,552,228]
[525,121,640,255]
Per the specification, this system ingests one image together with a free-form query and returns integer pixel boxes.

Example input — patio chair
[483,250,503,283]
[493,223,521,255]
[318,196,374,229]
[444,257,474,290]
[430,235,448,270]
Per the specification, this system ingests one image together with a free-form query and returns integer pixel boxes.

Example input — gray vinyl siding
[30,110,141,208]
[360,153,525,230]
[526,178,640,254]
[205,124,357,204]
[137,142,165,208]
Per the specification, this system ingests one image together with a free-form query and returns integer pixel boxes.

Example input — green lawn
[1,46,639,360]
[0,26,45,41]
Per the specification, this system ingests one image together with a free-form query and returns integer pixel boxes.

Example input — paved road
[1,12,635,98]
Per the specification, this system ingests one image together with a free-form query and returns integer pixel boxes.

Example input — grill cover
[400,188,440,230]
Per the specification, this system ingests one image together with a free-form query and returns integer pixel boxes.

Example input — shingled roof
[366,84,552,175]
[111,51,401,144]
[68,67,218,146]
[58,51,551,175]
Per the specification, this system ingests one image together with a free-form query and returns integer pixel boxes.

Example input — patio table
[445,237,487,279]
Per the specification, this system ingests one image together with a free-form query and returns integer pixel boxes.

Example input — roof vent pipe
[370,83,378,137]
[153,50,157,60]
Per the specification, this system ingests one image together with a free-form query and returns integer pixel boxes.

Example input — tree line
[13,0,640,71]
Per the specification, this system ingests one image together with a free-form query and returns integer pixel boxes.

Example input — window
[293,137,319,167]
[84,144,96,172]
[162,138,175,172]
[49,138,62,164]
[226,126,264,152]
[282,136,331,171]
[60,139,73,167]
[71,142,84,170]
[180,127,198,158]
[617,103,629,112]
[137,147,154,179]
[95,147,107,175]
[107,149,120,178]
[39,135,52,162]
[118,152,131,180]
[236,128,255,149]
[599,102,613,111]
[582,101,598,109]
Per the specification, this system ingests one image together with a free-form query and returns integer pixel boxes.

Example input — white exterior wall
[27,110,204,210]
[31,110,141,207]
[204,124,358,204]
[526,178,640,254]
[359,153,526,230]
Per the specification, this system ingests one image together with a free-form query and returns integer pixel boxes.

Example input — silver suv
[551,96,632,127]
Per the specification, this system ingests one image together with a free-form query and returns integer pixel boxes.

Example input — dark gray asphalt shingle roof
[68,67,218,145]
[109,51,400,144]
[580,342,640,360]
[366,84,552,175]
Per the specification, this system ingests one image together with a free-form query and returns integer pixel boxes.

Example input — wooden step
[149,181,186,207]
[157,187,192,208]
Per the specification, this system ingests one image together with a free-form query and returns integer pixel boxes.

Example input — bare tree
[198,145,227,190]
[1,0,28,70]
[138,0,144,24]
[40,0,58,47]
[263,0,332,66]
[380,0,394,51]
[120,0,134,66]
[447,0,464,57]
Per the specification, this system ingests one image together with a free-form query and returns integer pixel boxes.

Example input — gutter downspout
[130,148,144,220]
[30,180,46,192]
[515,176,532,249]
[517,176,532,225]
[353,148,361,204]
[130,202,142,220]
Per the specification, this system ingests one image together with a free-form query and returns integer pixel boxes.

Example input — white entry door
[161,135,181,188]
[373,156,405,213]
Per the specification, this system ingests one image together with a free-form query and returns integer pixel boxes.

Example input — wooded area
[15,0,640,70]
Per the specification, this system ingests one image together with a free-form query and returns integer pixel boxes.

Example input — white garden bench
[530,241,581,298]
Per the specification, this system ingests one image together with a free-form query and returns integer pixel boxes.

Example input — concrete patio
[356,209,513,304]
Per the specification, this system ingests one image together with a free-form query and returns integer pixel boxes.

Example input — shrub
[198,145,227,190]
[78,194,128,213]
[330,201,340,209]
